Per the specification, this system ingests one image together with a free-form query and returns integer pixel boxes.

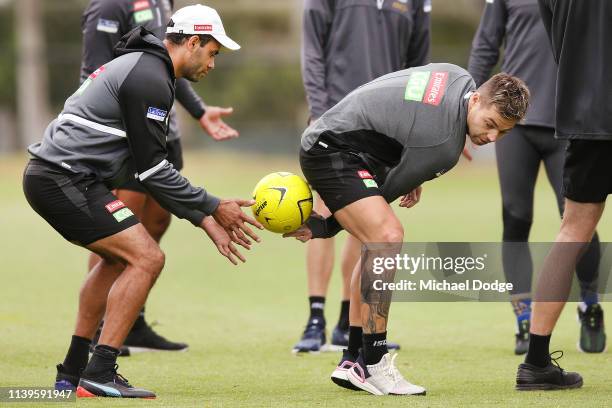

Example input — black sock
[130,307,147,331]
[525,333,551,368]
[82,345,119,382]
[347,326,363,357]
[363,332,388,365]
[62,335,91,375]
[308,296,325,322]
[337,300,350,331]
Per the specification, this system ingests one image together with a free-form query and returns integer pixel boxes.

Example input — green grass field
[1,150,611,407]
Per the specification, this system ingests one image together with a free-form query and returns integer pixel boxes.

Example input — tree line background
[0,0,487,154]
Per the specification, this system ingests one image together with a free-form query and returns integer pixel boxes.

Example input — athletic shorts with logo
[23,159,139,246]
[563,140,612,203]
[300,135,386,214]
[118,138,184,193]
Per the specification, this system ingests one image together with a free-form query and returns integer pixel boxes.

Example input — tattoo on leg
[364,302,390,333]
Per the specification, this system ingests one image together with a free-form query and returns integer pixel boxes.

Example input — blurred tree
[16,0,50,147]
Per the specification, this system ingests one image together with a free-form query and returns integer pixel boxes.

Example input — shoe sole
[347,368,385,395]
[126,346,189,354]
[576,341,607,354]
[322,344,343,352]
[331,369,361,391]
[76,386,157,399]
[516,378,583,391]
[291,348,321,355]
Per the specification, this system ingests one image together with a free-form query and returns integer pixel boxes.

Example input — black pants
[495,125,600,297]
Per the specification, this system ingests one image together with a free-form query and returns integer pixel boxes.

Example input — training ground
[1,150,611,407]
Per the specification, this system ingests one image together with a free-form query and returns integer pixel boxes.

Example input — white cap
[166,4,240,51]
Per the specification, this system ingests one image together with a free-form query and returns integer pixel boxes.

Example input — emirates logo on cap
[194,24,213,32]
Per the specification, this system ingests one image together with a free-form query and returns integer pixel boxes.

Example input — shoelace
[137,322,169,342]
[584,307,603,330]
[386,354,403,384]
[112,364,132,387]
[549,350,565,372]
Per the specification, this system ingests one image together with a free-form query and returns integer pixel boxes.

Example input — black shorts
[563,140,612,203]
[23,159,139,246]
[300,138,383,214]
[118,138,184,193]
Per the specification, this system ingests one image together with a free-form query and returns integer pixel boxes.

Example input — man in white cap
[26,5,254,399]
[79,0,241,356]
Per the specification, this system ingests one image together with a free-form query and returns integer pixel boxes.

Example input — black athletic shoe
[123,322,188,353]
[516,351,583,391]
[578,304,606,353]
[326,325,401,352]
[54,364,80,391]
[91,326,131,357]
[330,350,360,390]
[515,320,530,355]
[292,318,325,354]
[77,364,156,399]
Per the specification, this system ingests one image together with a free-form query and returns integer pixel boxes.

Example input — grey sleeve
[141,164,219,225]
[381,147,440,203]
[175,78,206,119]
[80,0,130,81]
[467,0,508,87]
[118,57,219,226]
[301,0,334,119]
[404,0,431,68]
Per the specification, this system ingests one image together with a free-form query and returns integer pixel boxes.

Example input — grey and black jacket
[29,28,219,226]
[302,0,431,119]
[302,63,475,237]
[468,0,555,129]
[81,0,205,140]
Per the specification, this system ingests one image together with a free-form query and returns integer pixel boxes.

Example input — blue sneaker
[515,319,530,355]
[54,364,79,391]
[578,304,606,353]
[292,318,325,354]
[325,325,401,352]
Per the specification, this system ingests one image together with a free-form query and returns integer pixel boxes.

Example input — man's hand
[283,223,313,243]
[399,186,422,209]
[212,199,263,246]
[200,217,246,265]
[199,106,239,141]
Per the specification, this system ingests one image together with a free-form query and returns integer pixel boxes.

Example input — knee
[502,208,532,241]
[379,224,404,243]
[137,245,165,280]
[145,213,171,242]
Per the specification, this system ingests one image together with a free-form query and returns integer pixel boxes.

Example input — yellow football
[251,172,313,233]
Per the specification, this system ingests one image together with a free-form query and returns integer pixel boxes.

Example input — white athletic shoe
[347,353,426,396]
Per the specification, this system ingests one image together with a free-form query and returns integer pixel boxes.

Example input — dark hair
[165,19,214,47]
[478,73,530,122]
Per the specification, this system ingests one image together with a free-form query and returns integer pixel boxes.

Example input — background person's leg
[541,135,602,306]
[527,200,604,367]
[328,235,361,349]
[495,126,540,353]
[141,196,172,243]
[540,135,605,352]
[294,194,334,353]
